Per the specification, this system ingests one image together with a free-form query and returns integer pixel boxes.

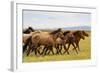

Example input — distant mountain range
[62,26,91,30]
[34,26,91,31]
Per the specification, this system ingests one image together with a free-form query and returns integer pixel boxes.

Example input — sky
[23,10,91,29]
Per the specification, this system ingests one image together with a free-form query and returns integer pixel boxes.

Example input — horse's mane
[50,28,62,34]
[63,31,70,36]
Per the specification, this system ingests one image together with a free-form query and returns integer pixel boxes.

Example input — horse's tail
[23,36,32,53]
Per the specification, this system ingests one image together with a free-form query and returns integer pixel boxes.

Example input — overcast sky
[23,10,91,29]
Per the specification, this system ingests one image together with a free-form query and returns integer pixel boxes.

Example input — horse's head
[50,28,64,40]
[63,31,70,36]
[79,31,85,40]
[82,31,89,37]
[74,31,85,40]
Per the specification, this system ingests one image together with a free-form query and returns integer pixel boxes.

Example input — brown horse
[26,28,64,56]
[73,30,89,51]
[55,31,70,55]
[23,31,41,53]
[63,30,89,54]
[63,31,78,54]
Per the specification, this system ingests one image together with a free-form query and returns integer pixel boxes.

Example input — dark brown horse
[63,31,78,54]
[26,28,64,56]
[73,30,89,51]
[63,30,89,54]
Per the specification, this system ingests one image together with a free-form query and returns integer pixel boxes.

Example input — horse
[73,30,89,51]
[63,30,89,54]
[62,31,78,54]
[23,31,41,54]
[26,28,64,56]
[55,31,70,55]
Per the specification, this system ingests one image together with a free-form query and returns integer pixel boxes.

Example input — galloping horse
[73,30,89,51]
[55,31,70,55]
[63,31,77,54]
[63,30,88,54]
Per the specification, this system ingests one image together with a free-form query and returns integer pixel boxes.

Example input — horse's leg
[44,46,49,55]
[23,39,31,54]
[35,44,42,55]
[72,44,77,50]
[46,49,51,55]
[30,46,35,53]
[37,45,41,55]
[26,45,33,56]
[77,42,80,51]
[34,47,37,56]
[58,45,62,54]
[72,43,78,54]
[37,47,41,55]
[63,45,69,54]
[56,44,59,54]
[40,46,46,55]
[47,46,54,55]
[23,44,27,53]
[49,46,54,55]
[73,42,80,51]
[23,37,31,53]
[29,44,36,55]
[63,43,70,54]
